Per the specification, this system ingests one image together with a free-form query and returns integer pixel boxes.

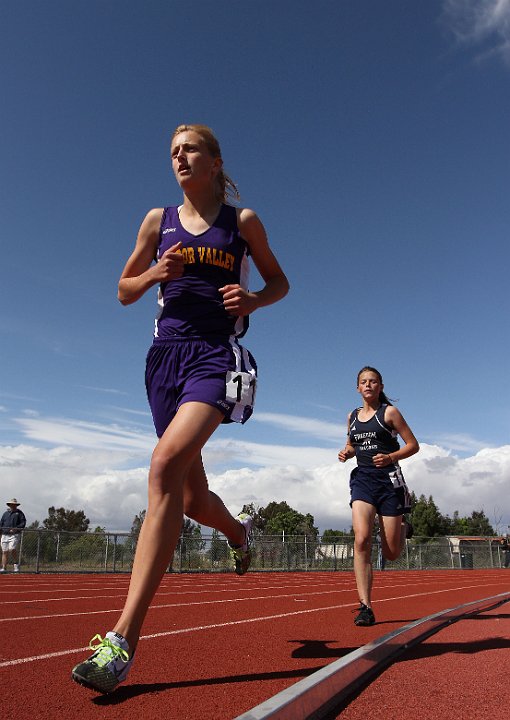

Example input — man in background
[0,498,26,573]
[500,536,510,569]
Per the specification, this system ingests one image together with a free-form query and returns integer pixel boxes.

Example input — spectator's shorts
[1,534,20,551]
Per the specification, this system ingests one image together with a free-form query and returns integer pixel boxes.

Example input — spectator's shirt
[0,509,26,534]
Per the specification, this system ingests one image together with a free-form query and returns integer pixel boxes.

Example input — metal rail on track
[234,591,510,720]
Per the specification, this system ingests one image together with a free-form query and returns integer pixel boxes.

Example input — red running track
[0,570,508,720]
[329,596,510,720]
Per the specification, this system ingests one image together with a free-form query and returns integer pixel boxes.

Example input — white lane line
[0,572,501,606]
[0,570,498,599]
[0,588,358,622]
[0,574,502,613]
[0,592,127,605]
[0,601,361,668]
[0,577,352,594]
[0,585,129,596]
[0,571,440,594]
[1,577,506,624]
[0,646,91,666]
[0,582,504,668]
[0,580,356,606]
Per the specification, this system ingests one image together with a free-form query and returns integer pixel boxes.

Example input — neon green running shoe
[229,513,253,575]
[71,632,133,693]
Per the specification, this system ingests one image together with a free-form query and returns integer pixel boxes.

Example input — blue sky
[1,0,509,534]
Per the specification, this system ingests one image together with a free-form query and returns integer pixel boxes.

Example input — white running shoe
[13,564,19,573]
[229,513,253,575]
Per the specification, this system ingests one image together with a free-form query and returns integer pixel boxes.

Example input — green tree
[321,529,350,542]
[449,509,494,536]
[409,495,446,537]
[172,517,205,569]
[240,502,265,534]
[181,517,205,549]
[274,510,315,536]
[60,526,107,567]
[251,501,318,537]
[40,507,90,561]
[21,520,57,565]
[130,510,146,542]
[43,506,90,533]
[209,528,226,563]
[467,509,494,536]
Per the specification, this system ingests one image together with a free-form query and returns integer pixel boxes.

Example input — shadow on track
[401,636,510,660]
[289,640,357,659]
[316,628,510,719]
[92,665,325,705]
[467,612,510,621]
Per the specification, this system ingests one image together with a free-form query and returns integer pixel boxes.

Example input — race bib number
[225,371,257,406]
[389,467,405,488]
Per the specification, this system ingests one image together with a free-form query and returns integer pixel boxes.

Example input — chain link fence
[7,530,509,574]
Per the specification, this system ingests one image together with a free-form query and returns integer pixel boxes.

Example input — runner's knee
[354,534,372,554]
[149,444,191,491]
[183,493,207,518]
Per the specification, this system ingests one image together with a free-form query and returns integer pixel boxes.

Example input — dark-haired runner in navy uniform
[339,366,419,626]
[72,124,289,694]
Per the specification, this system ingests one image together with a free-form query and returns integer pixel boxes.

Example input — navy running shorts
[349,465,411,516]
[145,336,257,437]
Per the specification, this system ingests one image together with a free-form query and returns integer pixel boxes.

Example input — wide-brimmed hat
[6,498,20,506]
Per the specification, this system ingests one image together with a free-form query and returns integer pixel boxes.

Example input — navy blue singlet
[349,404,400,470]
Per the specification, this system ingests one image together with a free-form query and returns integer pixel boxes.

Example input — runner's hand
[153,242,184,282]
[219,284,258,316]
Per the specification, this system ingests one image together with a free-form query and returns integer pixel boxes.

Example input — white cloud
[209,463,353,532]
[1,434,509,535]
[421,432,490,453]
[15,416,155,454]
[399,443,510,530]
[2,411,508,535]
[0,392,40,403]
[252,412,340,442]
[80,385,130,396]
[207,437,335,469]
[22,409,40,418]
[443,0,510,64]
[14,414,338,468]
[108,406,152,417]
[0,444,148,532]
[209,444,510,533]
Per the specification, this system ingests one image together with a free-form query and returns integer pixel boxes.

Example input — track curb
[234,591,510,720]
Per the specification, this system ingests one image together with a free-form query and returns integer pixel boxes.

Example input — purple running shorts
[145,336,257,437]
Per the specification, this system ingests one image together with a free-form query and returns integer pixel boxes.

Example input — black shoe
[403,517,414,539]
[353,602,375,626]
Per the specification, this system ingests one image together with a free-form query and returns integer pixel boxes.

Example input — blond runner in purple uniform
[71,124,289,694]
